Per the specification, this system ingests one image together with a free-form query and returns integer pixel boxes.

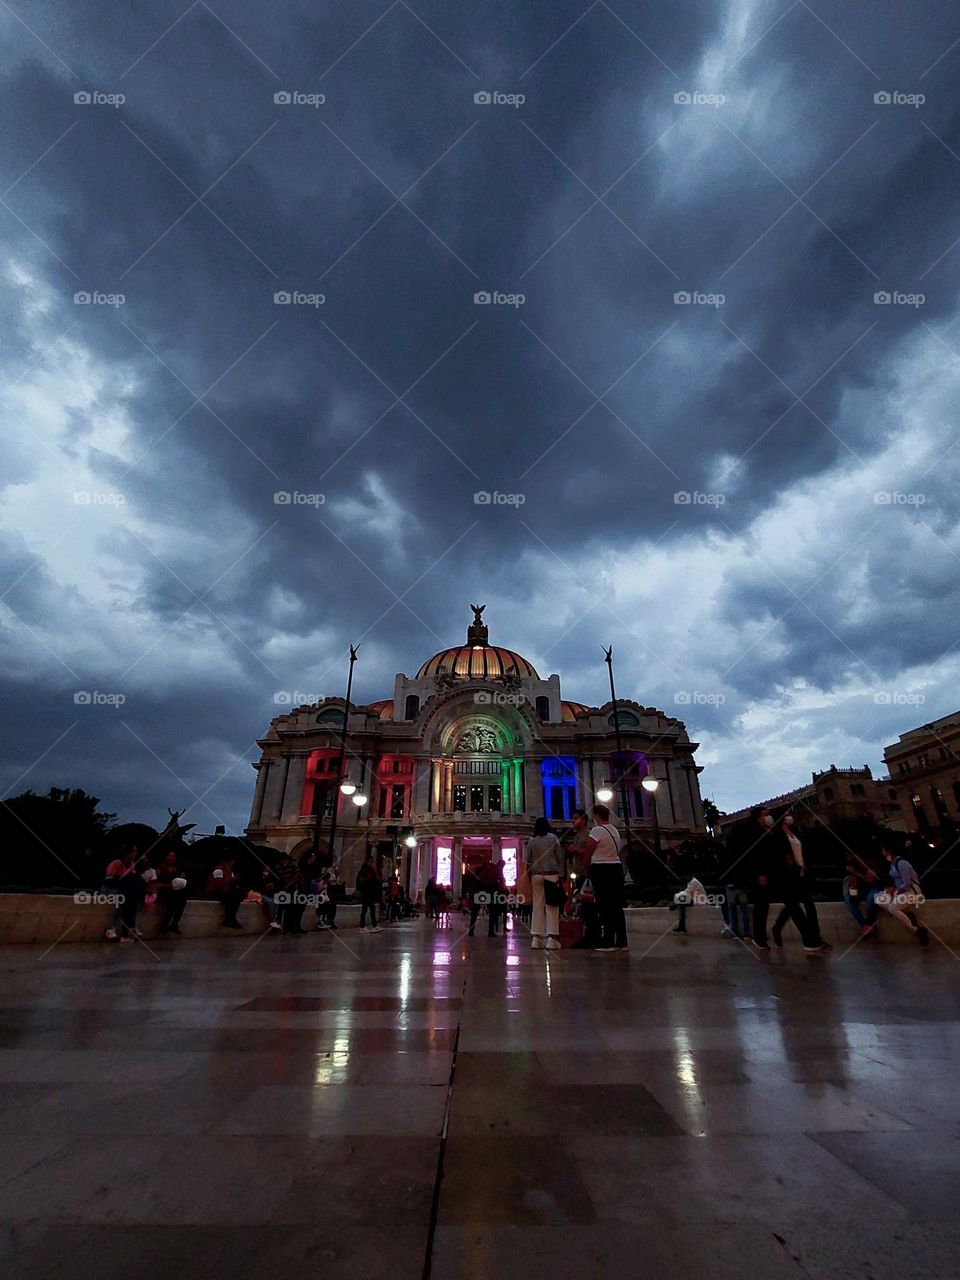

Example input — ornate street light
[642,776,661,858]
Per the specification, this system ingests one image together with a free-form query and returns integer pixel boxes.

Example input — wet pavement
[1,917,958,1279]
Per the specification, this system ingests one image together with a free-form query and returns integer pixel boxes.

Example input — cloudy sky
[2,0,960,833]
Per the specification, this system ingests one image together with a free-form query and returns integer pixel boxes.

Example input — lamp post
[642,776,661,859]
[602,644,635,863]
[314,643,362,867]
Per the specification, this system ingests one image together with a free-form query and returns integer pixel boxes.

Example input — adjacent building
[715,764,904,835]
[246,607,706,895]
[883,711,960,838]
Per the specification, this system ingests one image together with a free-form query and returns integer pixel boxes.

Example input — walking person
[527,817,564,951]
[356,853,382,932]
[575,803,628,952]
[771,816,830,951]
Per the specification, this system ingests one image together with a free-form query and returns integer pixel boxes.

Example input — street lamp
[404,834,417,848]
[596,783,614,803]
[339,779,357,796]
[351,791,368,807]
[642,776,661,858]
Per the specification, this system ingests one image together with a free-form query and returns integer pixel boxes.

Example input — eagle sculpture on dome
[470,603,485,625]
[467,602,488,646]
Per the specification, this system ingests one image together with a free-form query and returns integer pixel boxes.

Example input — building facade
[883,711,960,839]
[715,764,904,835]
[246,608,706,895]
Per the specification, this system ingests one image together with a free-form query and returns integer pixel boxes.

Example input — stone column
[452,836,463,898]
[251,760,270,826]
[280,755,307,824]
[261,756,287,824]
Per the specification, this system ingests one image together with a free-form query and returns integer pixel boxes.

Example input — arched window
[535,696,550,720]
[316,707,346,726]
[404,694,420,721]
[608,709,640,729]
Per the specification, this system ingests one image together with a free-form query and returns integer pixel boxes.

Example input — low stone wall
[1,893,956,947]
[0,893,361,945]
[625,899,960,946]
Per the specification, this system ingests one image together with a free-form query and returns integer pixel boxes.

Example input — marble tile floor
[0,921,958,1279]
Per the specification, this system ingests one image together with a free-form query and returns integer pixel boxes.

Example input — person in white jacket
[672,875,707,934]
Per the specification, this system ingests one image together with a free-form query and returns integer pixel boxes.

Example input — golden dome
[416,645,539,681]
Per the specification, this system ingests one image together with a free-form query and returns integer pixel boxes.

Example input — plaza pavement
[1,915,958,1279]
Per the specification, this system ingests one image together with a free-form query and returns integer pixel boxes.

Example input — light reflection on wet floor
[1,920,958,1279]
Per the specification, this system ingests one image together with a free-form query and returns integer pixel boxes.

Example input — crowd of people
[96,801,931,951]
[670,805,930,949]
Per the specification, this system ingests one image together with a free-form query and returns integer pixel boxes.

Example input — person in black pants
[156,852,188,935]
[574,803,627,951]
[356,853,382,932]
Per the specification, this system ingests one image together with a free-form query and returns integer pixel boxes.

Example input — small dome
[417,645,539,681]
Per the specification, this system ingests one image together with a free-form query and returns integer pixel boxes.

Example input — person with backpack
[879,847,929,945]
[356,853,382,932]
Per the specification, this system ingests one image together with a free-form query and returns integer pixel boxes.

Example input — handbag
[578,877,595,904]
[543,877,566,907]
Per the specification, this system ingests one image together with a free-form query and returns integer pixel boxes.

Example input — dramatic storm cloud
[2,0,959,828]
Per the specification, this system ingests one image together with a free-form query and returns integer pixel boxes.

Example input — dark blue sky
[2,0,959,831]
